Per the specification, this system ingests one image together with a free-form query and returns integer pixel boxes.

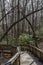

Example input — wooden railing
[5,52,20,65]
[0,44,43,64]
[20,44,43,62]
[0,45,17,58]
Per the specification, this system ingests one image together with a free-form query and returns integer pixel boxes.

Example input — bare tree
[35,0,38,31]
[17,0,20,37]
[31,0,35,32]
[14,0,17,38]
[22,0,28,33]
[1,0,8,44]
[10,0,14,36]
[1,0,5,32]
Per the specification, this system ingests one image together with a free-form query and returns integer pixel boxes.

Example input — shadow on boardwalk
[20,51,43,65]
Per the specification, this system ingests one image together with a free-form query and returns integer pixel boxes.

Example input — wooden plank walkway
[0,51,43,65]
[20,51,43,65]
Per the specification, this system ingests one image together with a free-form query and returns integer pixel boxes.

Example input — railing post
[13,60,17,65]
[13,55,20,65]
[19,55,20,65]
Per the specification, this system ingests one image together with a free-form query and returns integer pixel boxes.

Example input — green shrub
[0,40,7,45]
[36,27,43,38]
[0,35,16,45]
[18,34,35,45]
[8,35,16,45]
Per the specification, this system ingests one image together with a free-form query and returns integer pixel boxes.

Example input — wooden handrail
[21,44,43,62]
[28,44,43,53]
[5,52,20,65]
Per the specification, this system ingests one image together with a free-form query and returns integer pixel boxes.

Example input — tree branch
[0,7,43,41]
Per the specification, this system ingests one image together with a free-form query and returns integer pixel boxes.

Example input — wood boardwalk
[20,51,43,65]
[0,51,43,65]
